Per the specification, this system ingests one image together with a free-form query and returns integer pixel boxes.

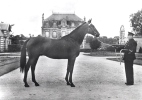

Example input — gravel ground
[0,53,142,100]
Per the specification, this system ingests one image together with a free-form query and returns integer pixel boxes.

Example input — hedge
[80,49,91,52]
[139,47,142,53]
[8,44,21,52]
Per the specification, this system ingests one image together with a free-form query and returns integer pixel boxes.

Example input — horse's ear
[88,18,92,24]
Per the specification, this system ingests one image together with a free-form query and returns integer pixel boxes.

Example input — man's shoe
[125,83,134,85]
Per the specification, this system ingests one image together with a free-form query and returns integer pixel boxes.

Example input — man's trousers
[124,60,134,84]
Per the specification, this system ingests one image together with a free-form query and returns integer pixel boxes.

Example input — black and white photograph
[0,0,142,99]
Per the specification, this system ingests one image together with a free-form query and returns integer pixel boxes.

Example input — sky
[0,0,142,38]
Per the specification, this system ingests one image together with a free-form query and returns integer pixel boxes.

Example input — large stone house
[0,23,12,52]
[41,13,84,39]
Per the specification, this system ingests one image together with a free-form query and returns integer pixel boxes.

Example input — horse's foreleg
[68,57,76,87]
[23,59,31,87]
[31,57,39,86]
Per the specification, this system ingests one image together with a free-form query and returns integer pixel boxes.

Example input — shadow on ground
[0,57,20,76]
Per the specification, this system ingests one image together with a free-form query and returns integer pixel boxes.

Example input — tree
[9,34,28,44]
[130,9,142,36]
[98,36,118,44]
[89,38,101,52]
[114,36,119,40]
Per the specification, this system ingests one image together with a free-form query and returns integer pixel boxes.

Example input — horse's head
[87,19,100,37]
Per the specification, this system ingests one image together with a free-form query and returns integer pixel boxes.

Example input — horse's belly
[44,50,69,59]
[42,41,79,59]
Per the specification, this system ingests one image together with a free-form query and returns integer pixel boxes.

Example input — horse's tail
[20,39,30,73]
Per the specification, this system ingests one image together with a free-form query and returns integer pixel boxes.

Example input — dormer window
[61,19,67,27]
[45,22,50,28]
[61,21,65,26]
[53,22,57,28]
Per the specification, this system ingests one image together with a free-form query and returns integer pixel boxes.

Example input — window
[79,23,82,26]
[52,31,57,38]
[46,31,49,37]
[62,31,66,37]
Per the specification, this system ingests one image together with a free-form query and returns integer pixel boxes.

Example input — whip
[115,48,123,65]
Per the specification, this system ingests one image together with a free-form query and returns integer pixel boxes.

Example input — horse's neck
[69,24,88,45]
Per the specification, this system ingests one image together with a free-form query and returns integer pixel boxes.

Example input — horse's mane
[61,22,86,39]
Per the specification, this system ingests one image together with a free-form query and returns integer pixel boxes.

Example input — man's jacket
[123,39,137,61]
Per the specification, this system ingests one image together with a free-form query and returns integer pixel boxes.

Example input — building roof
[44,13,83,21]
[0,23,11,31]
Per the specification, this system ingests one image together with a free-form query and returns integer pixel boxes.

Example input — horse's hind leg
[23,58,31,87]
[68,57,76,87]
[65,64,71,85]
[31,57,39,86]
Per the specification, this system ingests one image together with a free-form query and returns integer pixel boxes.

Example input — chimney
[84,16,86,22]
[41,13,44,36]
[42,13,44,25]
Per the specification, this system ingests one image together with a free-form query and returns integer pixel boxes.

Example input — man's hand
[128,49,133,54]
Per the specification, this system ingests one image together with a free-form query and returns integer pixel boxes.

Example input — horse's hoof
[67,82,71,85]
[35,83,40,86]
[70,84,75,87]
[25,84,30,87]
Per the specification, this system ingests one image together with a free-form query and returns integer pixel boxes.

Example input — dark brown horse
[20,19,100,87]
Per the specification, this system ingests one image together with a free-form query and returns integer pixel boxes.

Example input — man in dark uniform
[122,32,137,85]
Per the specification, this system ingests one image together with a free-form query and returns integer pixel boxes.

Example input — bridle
[88,24,98,37]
